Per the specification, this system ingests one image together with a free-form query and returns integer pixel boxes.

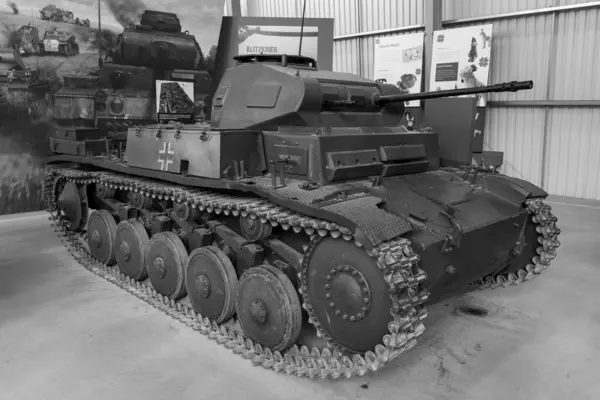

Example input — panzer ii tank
[44,53,560,379]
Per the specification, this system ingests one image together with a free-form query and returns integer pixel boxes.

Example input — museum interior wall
[226,0,600,201]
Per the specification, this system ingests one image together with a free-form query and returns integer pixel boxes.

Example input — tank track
[473,198,561,290]
[43,167,559,379]
[44,167,429,379]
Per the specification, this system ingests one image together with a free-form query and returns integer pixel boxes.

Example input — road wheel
[236,264,302,352]
[146,232,188,300]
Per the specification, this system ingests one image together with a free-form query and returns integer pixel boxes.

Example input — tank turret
[109,10,203,71]
[210,54,532,131]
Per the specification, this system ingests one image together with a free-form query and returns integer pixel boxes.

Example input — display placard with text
[429,24,493,106]
[373,32,425,107]
[237,25,319,61]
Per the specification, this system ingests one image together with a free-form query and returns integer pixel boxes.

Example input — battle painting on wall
[0,0,224,215]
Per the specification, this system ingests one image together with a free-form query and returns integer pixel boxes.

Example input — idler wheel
[236,264,302,352]
[115,219,150,281]
[185,246,238,323]
[239,215,272,242]
[301,237,392,353]
[146,232,188,300]
[57,181,88,231]
[86,209,117,265]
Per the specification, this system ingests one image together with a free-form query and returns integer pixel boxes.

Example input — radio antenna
[298,0,307,56]
[97,0,103,67]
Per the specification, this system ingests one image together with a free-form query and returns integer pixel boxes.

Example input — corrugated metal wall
[226,0,600,200]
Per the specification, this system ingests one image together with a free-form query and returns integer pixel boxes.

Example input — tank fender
[483,174,548,206]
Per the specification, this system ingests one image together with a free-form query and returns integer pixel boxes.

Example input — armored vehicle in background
[10,25,78,57]
[13,24,43,56]
[40,5,74,23]
[0,45,51,118]
[40,27,79,56]
[44,48,560,379]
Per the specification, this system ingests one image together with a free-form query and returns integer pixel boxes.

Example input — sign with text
[429,24,493,106]
[373,32,425,107]
[237,25,319,61]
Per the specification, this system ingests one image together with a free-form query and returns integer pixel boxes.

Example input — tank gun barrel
[374,80,533,106]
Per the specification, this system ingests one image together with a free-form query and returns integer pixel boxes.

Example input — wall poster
[237,25,319,61]
[373,32,425,107]
[429,24,493,106]
[156,80,195,123]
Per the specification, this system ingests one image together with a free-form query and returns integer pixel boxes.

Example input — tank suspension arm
[374,80,533,106]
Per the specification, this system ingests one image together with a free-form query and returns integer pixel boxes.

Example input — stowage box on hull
[125,124,266,179]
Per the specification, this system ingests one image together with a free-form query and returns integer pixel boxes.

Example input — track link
[44,166,559,379]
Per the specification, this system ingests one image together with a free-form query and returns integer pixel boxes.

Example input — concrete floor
[0,199,598,400]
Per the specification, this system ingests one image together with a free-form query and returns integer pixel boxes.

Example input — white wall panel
[443,0,555,20]
[242,0,359,35]
[552,7,600,100]
[250,0,297,17]
[359,0,424,31]
[545,108,600,200]
[304,0,359,35]
[484,107,546,186]
[333,39,361,74]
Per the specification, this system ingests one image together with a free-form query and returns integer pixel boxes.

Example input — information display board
[373,32,425,107]
[237,25,319,61]
[429,24,493,106]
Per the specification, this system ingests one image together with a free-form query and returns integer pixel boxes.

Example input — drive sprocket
[300,235,429,356]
